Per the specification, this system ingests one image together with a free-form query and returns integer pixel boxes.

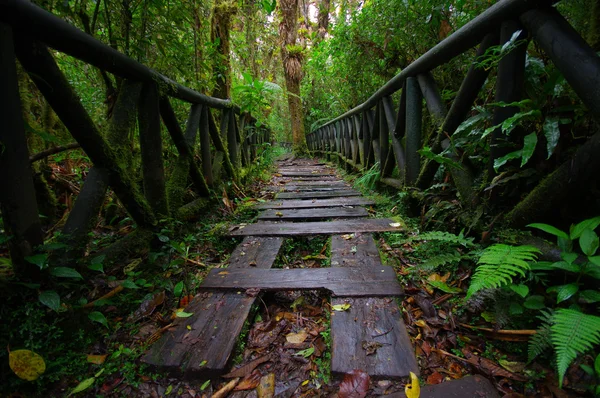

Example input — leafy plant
[466,244,540,299]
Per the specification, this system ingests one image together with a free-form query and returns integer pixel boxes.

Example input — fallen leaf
[332,303,351,311]
[212,378,239,398]
[426,371,444,384]
[245,288,260,297]
[175,311,194,318]
[405,371,420,398]
[275,212,284,217]
[341,234,355,240]
[234,372,261,390]
[339,369,370,398]
[129,290,165,322]
[257,373,275,398]
[286,329,308,344]
[86,354,107,365]
[123,258,142,274]
[362,341,383,356]
[295,347,315,358]
[9,349,46,381]
[389,223,402,228]
[223,354,272,378]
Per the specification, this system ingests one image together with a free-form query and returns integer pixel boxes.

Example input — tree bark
[210,0,236,99]
[279,0,307,154]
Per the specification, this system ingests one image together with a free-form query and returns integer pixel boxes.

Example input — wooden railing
[0,0,271,273]
[307,0,600,226]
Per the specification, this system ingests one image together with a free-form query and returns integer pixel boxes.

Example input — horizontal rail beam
[314,0,554,130]
[0,0,233,110]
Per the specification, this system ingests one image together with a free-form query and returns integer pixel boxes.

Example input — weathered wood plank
[278,180,348,186]
[283,175,339,181]
[330,233,418,379]
[254,197,376,210]
[382,375,499,398]
[200,266,403,297]
[279,171,336,177]
[275,190,361,199]
[142,237,283,378]
[258,207,368,220]
[229,218,401,236]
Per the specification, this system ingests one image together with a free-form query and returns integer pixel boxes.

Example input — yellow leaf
[414,320,427,327]
[123,258,142,274]
[301,379,310,386]
[389,223,402,228]
[341,234,355,240]
[405,371,420,398]
[86,354,107,365]
[9,349,46,381]
[275,212,284,217]
[286,329,308,344]
[332,303,351,311]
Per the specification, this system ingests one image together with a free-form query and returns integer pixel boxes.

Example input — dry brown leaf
[257,373,275,398]
[339,369,370,398]
[286,329,308,344]
[86,354,107,365]
[223,354,272,379]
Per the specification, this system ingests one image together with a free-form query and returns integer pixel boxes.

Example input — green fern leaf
[419,253,462,272]
[414,231,475,247]
[466,244,539,299]
[552,309,600,388]
[528,309,553,363]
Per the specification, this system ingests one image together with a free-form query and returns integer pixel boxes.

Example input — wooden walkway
[142,158,498,395]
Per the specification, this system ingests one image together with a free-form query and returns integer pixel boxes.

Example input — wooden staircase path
[142,158,498,396]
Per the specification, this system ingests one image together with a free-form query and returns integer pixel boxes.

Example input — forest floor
[0,155,591,397]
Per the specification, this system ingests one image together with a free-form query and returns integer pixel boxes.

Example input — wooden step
[267,185,350,192]
[381,375,499,397]
[254,197,376,209]
[278,180,348,186]
[330,233,418,379]
[276,190,361,199]
[199,266,403,297]
[279,171,336,177]
[142,237,283,379]
[229,218,402,236]
[258,207,368,220]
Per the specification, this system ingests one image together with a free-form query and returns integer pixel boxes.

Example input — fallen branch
[212,378,240,398]
[459,323,537,335]
[29,142,81,163]
[83,285,124,308]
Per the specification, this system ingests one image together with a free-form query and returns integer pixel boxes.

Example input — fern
[419,253,462,272]
[552,309,600,387]
[528,309,554,363]
[413,231,475,247]
[466,244,540,299]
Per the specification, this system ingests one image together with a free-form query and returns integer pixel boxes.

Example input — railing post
[379,99,390,176]
[405,76,423,185]
[362,110,372,169]
[0,23,43,276]
[139,82,168,215]
[199,106,214,186]
[489,21,527,178]
[352,115,360,164]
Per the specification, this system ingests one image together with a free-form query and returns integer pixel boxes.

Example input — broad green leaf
[67,377,95,396]
[200,380,210,391]
[550,260,580,273]
[571,216,600,240]
[39,290,60,311]
[88,311,108,328]
[454,111,489,136]
[427,280,462,294]
[580,229,599,256]
[500,109,542,135]
[493,149,521,172]
[89,255,105,273]
[121,279,139,289]
[523,295,545,309]
[295,347,315,358]
[25,254,48,269]
[174,281,184,297]
[176,311,194,318]
[560,252,578,265]
[552,283,579,303]
[510,302,524,315]
[9,349,46,381]
[527,223,569,240]
[509,284,529,298]
[595,352,600,376]
[50,267,83,279]
[579,290,600,304]
[520,133,537,167]
[589,256,600,266]
[332,303,351,311]
[543,116,560,159]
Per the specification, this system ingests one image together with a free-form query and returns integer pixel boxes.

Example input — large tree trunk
[317,0,331,40]
[279,0,307,154]
[210,0,236,99]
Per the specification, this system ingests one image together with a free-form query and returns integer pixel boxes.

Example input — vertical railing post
[489,21,527,178]
[139,82,168,215]
[379,99,390,176]
[199,106,214,186]
[405,76,423,185]
[0,23,43,275]
[361,110,372,169]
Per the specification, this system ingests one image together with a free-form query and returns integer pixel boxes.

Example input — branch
[29,142,81,163]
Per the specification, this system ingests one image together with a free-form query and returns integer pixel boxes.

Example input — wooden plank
[279,171,336,177]
[381,375,499,398]
[280,180,348,186]
[258,207,368,220]
[330,233,418,379]
[230,218,400,236]
[254,197,376,209]
[199,266,403,297]
[142,237,283,378]
[283,175,339,181]
[268,184,350,192]
[276,190,361,199]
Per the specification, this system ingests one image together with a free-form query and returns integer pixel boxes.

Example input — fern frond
[466,244,539,299]
[528,309,553,363]
[419,253,462,272]
[413,231,475,247]
[552,309,600,388]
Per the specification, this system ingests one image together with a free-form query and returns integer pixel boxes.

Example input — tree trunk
[279,0,307,154]
[210,0,236,99]
[317,0,331,40]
